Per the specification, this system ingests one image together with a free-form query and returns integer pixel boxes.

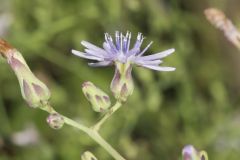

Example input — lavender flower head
[72,31,175,101]
[72,31,175,71]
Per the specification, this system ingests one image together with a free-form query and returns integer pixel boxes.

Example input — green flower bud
[82,81,111,112]
[111,61,134,102]
[182,145,208,160]
[81,151,98,160]
[199,151,208,160]
[47,113,64,129]
[0,39,51,108]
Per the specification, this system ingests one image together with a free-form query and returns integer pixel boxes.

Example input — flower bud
[182,145,208,160]
[47,113,64,129]
[0,39,51,108]
[111,61,134,102]
[82,81,111,112]
[81,151,98,160]
[199,151,208,160]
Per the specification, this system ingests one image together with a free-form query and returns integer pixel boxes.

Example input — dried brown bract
[204,8,240,49]
[0,38,14,58]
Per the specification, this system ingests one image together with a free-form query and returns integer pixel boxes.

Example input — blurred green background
[1,0,240,159]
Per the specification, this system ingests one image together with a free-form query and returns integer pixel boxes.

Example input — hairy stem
[92,101,122,131]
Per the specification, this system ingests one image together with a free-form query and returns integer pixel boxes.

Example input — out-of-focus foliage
[1,0,240,160]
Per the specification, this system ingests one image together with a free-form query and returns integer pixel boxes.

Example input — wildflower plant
[0,31,179,160]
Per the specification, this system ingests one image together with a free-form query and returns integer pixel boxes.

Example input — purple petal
[103,42,114,54]
[135,59,162,65]
[133,33,144,49]
[102,43,117,60]
[84,49,105,58]
[88,61,112,67]
[137,41,153,56]
[81,41,107,55]
[127,47,140,56]
[105,33,118,53]
[71,50,103,61]
[142,65,176,71]
[140,48,175,60]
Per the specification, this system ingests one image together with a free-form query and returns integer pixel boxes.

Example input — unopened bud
[111,61,134,102]
[82,81,111,112]
[182,145,208,160]
[199,151,208,160]
[0,39,51,108]
[81,151,98,160]
[47,113,64,129]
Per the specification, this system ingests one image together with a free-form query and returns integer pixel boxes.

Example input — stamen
[105,33,118,53]
[120,33,123,52]
[104,33,108,42]
[115,31,120,50]
[133,32,144,51]
[127,32,131,53]
[123,35,128,53]
[137,33,142,40]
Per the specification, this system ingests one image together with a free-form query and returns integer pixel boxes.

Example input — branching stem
[92,101,122,131]
[41,104,126,160]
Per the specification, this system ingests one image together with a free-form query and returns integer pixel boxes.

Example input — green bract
[6,50,51,108]
[110,61,134,102]
[82,81,111,112]
[81,151,98,160]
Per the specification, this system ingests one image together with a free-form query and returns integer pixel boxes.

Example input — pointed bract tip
[0,39,14,58]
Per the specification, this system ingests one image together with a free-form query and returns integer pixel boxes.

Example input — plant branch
[92,101,122,131]
[0,38,126,160]
[41,104,126,160]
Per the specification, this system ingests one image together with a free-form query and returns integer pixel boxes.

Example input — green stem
[63,116,125,160]
[92,101,122,131]
[41,104,125,160]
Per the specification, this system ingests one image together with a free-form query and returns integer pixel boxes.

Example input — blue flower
[72,31,175,72]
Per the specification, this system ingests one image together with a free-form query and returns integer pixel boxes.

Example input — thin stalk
[63,116,125,160]
[41,104,125,160]
[92,101,122,131]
